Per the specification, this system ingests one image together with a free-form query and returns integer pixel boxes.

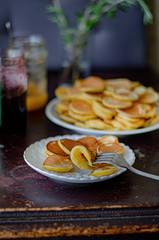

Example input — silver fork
[95,153,159,180]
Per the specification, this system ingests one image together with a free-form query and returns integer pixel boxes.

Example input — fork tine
[97,153,118,158]
[96,157,114,161]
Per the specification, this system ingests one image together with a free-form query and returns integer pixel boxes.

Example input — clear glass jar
[0,49,27,133]
[10,35,48,111]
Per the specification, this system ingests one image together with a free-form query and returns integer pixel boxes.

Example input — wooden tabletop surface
[0,69,159,239]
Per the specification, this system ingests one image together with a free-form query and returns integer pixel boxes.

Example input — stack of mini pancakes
[43,135,123,177]
[55,77,159,131]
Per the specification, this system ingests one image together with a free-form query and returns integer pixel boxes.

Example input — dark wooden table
[0,69,159,240]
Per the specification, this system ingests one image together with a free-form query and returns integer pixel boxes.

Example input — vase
[60,41,91,84]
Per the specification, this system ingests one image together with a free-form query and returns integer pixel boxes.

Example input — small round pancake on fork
[89,163,117,177]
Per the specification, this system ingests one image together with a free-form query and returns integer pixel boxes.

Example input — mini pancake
[59,112,76,124]
[78,136,98,153]
[140,87,159,104]
[110,119,128,131]
[111,88,139,101]
[55,100,69,114]
[75,76,105,92]
[143,115,159,127]
[104,78,139,91]
[98,135,119,145]
[92,100,116,120]
[69,100,94,115]
[43,154,73,173]
[86,118,114,130]
[74,121,88,128]
[45,141,68,157]
[141,104,158,119]
[70,145,94,170]
[115,115,145,130]
[104,88,138,101]
[89,163,117,177]
[117,102,146,118]
[81,92,105,102]
[134,85,146,97]
[97,143,124,154]
[102,96,132,109]
[55,86,81,100]
[58,139,83,155]
[117,112,143,122]
[69,109,96,122]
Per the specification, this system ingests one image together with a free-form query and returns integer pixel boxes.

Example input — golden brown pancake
[59,111,76,124]
[140,87,159,104]
[43,154,73,173]
[81,92,105,102]
[86,118,115,130]
[89,163,117,177]
[97,143,124,154]
[92,100,116,120]
[104,78,139,91]
[75,76,105,92]
[134,85,146,97]
[98,135,119,145]
[58,139,83,155]
[69,109,96,121]
[102,96,132,109]
[111,88,139,101]
[69,100,94,115]
[55,86,81,100]
[117,102,146,118]
[55,100,69,114]
[70,145,94,170]
[78,136,98,153]
[45,141,68,157]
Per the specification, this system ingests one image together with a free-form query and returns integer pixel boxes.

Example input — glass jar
[0,49,27,133]
[10,35,48,111]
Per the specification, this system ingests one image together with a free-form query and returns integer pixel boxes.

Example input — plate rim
[45,98,159,136]
[23,134,135,184]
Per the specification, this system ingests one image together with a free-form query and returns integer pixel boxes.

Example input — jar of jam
[0,49,28,133]
[10,35,48,111]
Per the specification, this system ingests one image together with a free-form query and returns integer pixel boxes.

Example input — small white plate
[45,98,159,136]
[23,134,135,183]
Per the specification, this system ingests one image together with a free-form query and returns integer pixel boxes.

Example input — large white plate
[23,134,135,183]
[45,98,159,136]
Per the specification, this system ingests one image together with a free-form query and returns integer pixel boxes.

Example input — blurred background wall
[0,0,157,73]
[146,0,159,74]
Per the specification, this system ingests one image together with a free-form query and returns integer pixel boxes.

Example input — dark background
[0,0,146,70]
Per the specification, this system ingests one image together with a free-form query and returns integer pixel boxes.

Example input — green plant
[46,0,153,82]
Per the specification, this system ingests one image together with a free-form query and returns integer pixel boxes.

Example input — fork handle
[128,166,159,180]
